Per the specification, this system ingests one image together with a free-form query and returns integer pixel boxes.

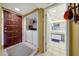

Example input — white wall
[46,4,69,56]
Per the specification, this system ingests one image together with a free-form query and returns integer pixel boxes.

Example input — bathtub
[3,42,37,56]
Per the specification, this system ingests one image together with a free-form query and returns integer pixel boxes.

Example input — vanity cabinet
[26,30,38,48]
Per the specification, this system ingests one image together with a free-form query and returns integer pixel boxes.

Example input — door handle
[4,27,7,30]
[4,30,7,32]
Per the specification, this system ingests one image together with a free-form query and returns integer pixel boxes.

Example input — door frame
[2,7,44,53]
[0,4,3,55]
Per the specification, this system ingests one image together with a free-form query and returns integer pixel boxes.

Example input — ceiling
[1,3,53,15]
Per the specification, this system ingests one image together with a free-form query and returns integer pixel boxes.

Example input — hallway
[0,3,79,56]
[0,3,52,56]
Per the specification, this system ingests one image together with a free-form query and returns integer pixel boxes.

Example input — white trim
[66,21,70,56]
[44,9,48,52]
[65,4,70,56]
[2,8,4,46]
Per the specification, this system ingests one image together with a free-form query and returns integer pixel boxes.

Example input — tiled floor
[3,42,37,56]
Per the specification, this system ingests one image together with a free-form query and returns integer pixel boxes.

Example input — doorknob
[4,27,7,30]
[4,30,7,32]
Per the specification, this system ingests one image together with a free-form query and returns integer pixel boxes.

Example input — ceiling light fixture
[52,9,56,12]
[15,8,20,11]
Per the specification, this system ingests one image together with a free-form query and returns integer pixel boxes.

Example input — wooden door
[4,10,22,48]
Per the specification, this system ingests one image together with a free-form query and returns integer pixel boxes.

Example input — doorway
[23,8,44,53]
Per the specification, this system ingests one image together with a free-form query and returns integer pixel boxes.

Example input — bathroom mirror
[26,12,38,30]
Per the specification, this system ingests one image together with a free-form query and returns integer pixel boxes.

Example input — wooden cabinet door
[4,10,22,48]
